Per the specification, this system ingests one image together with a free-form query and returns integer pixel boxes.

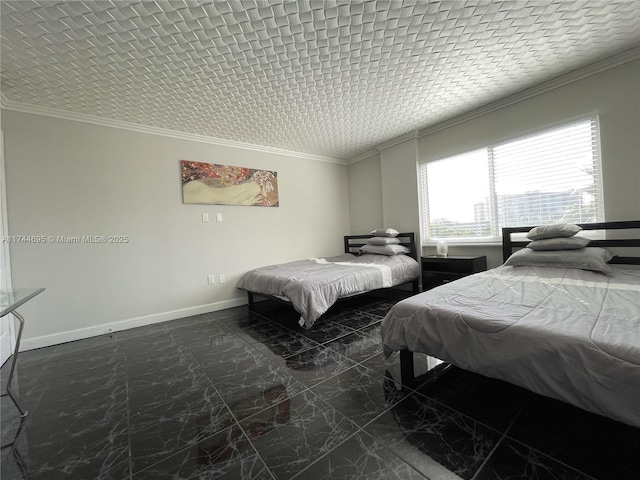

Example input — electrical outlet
[219,274,225,284]
[216,213,223,222]
[202,213,209,222]
[207,275,215,285]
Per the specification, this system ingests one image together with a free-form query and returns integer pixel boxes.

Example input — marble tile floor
[1,290,638,480]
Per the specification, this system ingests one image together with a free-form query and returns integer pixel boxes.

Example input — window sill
[422,240,505,247]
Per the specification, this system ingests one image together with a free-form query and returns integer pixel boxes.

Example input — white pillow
[370,228,399,238]
[367,236,401,246]
[526,236,590,251]
[504,247,613,273]
[526,223,582,240]
[360,244,409,256]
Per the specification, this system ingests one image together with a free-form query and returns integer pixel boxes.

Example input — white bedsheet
[238,253,419,328]
[381,265,640,427]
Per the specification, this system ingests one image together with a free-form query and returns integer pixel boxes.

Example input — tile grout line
[130,349,276,477]
[208,380,279,480]
[130,302,372,478]
[123,348,135,480]
[227,303,387,479]
[288,370,409,480]
[125,303,406,478]
[497,431,601,480]
[128,326,262,477]
[188,325,345,480]
[469,406,523,480]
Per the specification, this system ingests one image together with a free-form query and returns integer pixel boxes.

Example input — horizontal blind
[419,116,603,241]
[492,118,602,229]
[419,162,431,239]
[424,149,489,239]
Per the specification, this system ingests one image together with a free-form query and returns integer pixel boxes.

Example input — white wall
[347,139,422,237]
[2,111,350,349]
[347,152,383,234]
[380,138,422,237]
[350,59,640,268]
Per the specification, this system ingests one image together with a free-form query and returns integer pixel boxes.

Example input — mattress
[381,265,640,427]
[238,253,419,328]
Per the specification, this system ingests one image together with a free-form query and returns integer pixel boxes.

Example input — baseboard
[20,298,247,352]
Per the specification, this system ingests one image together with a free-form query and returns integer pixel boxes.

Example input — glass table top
[0,288,45,317]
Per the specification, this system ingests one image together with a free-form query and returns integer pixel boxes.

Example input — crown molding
[0,100,347,165]
[417,45,640,138]
[346,148,379,165]
[374,130,420,153]
[3,46,637,166]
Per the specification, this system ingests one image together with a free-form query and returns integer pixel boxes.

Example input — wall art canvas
[181,160,279,207]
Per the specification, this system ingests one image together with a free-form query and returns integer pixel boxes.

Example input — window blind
[420,117,603,241]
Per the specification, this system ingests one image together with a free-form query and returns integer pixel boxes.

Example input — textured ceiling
[1,0,639,161]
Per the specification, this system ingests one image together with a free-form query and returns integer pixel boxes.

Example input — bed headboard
[344,232,418,261]
[502,220,640,265]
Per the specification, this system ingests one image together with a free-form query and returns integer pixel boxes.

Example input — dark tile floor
[2,290,639,479]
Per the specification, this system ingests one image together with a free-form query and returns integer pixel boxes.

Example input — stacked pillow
[360,228,410,255]
[504,223,613,273]
[525,223,589,250]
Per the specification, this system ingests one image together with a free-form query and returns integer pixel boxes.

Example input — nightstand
[421,255,487,291]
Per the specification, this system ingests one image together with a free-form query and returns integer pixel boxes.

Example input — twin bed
[237,222,639,427]
[382,220,640,428]
[237,232,420,328]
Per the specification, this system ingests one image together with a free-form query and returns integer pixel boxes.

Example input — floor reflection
[1,293,637,480]
[196,384,291,466]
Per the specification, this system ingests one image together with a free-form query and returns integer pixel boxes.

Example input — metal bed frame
[502,220,640,264]
[246,231,420,314]
[399,220,640,384]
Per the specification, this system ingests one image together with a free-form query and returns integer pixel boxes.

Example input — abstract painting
[181,160,279,207]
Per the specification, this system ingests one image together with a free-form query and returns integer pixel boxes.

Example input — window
[419,117,603,241]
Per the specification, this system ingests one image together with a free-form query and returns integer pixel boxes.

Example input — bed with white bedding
[381,221,640,427]
[238,232,420,328]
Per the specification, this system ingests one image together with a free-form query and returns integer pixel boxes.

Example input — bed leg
[247,292,254,310]
[400,350,415,384]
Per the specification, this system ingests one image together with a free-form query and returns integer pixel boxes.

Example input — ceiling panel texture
[1,0,639,160]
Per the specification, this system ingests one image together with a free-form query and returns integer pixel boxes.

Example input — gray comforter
[381,265,640,427]
[238,253,419,328]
